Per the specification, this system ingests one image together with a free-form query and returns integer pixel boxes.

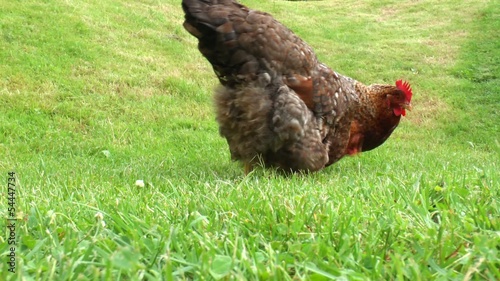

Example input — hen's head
[387,80,413,116]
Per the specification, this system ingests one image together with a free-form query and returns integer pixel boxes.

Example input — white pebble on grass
[135,180,145,188]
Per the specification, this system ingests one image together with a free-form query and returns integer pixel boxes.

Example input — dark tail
[182,0,242,39]
[182,0,259,86]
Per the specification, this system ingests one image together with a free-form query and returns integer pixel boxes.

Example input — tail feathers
[182,0,216,38]
[182,0,241,38]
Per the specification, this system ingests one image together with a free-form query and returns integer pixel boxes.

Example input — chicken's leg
[244,163,253,175]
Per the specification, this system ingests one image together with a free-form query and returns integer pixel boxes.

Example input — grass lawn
[1,0,499,279]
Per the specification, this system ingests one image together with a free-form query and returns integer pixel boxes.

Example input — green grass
[0,0,498,279]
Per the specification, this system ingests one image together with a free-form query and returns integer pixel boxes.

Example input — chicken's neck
[351,81,402,151]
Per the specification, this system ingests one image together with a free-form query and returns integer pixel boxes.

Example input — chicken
[182,0,412,173]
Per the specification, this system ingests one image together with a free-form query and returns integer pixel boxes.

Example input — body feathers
[182,0,412,172]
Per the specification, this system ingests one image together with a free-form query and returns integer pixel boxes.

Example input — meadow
[0,0,498,279]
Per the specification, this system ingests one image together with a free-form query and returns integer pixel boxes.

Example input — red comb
[396,80,412,102]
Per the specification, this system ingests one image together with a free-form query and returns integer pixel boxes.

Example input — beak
[402,103,412,111]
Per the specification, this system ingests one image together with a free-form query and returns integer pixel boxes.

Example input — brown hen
[182,0,412,173]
